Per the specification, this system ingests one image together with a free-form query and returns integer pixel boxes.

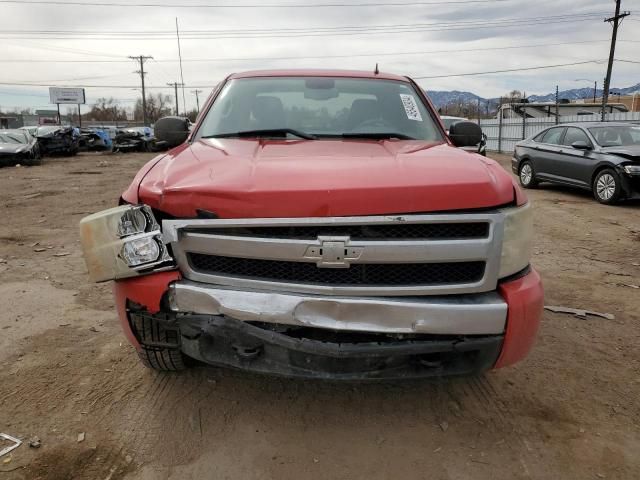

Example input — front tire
[519,161,538,188]
[593,169,622,205]
[131,314,188,372]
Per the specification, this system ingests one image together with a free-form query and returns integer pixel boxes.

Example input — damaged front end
[81,204,542,380]
[129,310,502,380]
[36,126,79,156]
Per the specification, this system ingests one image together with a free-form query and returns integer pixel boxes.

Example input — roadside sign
[49,87,86,105]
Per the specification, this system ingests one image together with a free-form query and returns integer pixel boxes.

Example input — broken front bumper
[140,312,503,380]
[168,281,508,335]
[113,268,543,379]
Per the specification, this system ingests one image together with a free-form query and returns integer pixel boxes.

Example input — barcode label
[400,94,423,122]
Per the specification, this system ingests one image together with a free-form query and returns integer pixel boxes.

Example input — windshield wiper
[204,128,317,140]
[339,132,416,140]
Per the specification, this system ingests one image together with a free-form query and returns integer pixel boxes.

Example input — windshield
[0,131,27,144]
[197,77,443,141]
[588,125,640,147]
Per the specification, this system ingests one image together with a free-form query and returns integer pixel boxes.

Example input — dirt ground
[0,151,639,480]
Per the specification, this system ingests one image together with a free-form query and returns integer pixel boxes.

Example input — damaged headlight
[117,207,150,237]
[80,205,173,282]
[498,203,533,279]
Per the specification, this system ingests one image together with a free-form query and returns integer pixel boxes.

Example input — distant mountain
[425,83,640,108]
[528,83,640,103]
[425,90,484,108]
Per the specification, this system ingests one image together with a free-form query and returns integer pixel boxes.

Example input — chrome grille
[164,213,505,297]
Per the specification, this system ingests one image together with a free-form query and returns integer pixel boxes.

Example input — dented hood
[601,145,640,162]
[137,139,515,218]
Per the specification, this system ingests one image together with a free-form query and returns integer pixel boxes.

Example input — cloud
[0,0,637,111]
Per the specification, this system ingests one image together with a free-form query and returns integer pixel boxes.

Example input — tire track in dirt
[94,372,177,477]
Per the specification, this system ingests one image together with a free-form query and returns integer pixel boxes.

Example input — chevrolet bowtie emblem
[304,237,363,268]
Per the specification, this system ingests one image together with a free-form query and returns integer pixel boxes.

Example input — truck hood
[137,139,515,218]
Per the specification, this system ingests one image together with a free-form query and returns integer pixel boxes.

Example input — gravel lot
[0,151,639,480]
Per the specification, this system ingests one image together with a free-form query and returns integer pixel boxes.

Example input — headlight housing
[624,164,640,175]
[498,203,533,278]
[80,205,173,282]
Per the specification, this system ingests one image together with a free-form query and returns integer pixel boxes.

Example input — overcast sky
[0,0,638,113]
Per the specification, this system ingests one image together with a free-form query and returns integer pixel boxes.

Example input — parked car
[28,125,79,156]
[79,69,543,380]
[440,116,487,156]
[0,129,41,166]
[513,122,640,204]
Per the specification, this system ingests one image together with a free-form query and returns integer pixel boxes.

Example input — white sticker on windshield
[400,94,423,122]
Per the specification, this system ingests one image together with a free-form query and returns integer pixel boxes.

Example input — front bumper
[155,313,503,380]
[169,282,508,335]
[113,268,543,378]
[620,172,640,200]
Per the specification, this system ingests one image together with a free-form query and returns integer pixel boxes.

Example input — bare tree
[134,94,173,123]
[88,98,127,122]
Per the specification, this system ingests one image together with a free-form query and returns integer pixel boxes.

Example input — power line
[0,0,511,8]
[0,59,608,90]
[0,16,608,40]
[0,39,617,63]
[5,40,126,58]
[0,13,609,36]
[175,18,186,118]
[412,60,604,79]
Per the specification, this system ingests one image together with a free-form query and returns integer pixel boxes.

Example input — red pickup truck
[80,69,543,380]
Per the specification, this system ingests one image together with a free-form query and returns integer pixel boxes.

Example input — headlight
[117,207,149,237]
[121,237,161,266]
[498,203,533,278]
[80,205,173,283]
[624,165,640,175]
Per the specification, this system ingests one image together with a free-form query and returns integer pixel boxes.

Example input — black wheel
[519,161,538,188]
[593,168,622,205]
[131,314,188,372]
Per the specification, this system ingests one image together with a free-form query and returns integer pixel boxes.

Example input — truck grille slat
[187,222,489,240]
[188,253,485,287]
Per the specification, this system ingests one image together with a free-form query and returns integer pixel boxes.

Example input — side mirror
[154,116,190,148]
[571,141,592,150]
[449,121,483,147]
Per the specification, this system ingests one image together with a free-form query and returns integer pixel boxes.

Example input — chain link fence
[479,110,640,153]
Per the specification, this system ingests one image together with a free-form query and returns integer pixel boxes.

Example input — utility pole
[601,0,630,121]
[555,85,559,125]
[129,55,153,126]
[192,89,203,112]
[168,82,185,115]
[593,81,597,103]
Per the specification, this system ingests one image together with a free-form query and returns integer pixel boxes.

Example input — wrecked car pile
[78,128,112,152]
[34,126,79,156]
[113,127,168,153]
